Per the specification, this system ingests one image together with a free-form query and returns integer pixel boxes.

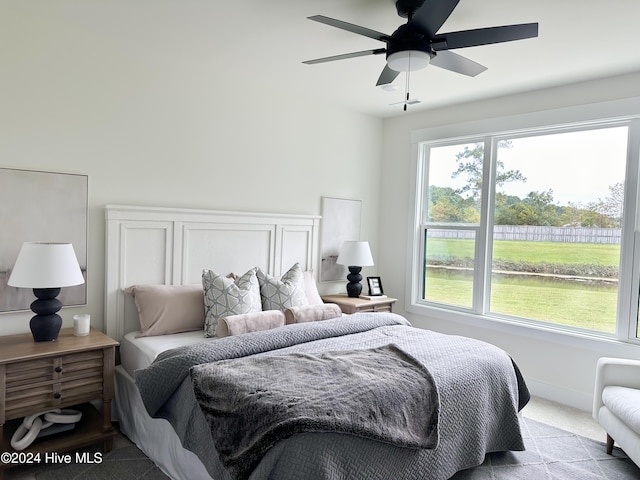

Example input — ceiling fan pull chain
[404,60,411,111]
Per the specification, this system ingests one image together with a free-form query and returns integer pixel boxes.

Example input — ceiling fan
[303,0,538,87]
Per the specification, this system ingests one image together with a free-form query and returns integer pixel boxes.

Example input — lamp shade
[8,242,85,288]
[336,241,374,267]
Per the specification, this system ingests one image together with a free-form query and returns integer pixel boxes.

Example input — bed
[105,204,529,480]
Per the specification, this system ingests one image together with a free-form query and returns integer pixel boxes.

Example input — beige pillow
[215,310,286,337]
[123,284,205,337]
[284,303,343,324]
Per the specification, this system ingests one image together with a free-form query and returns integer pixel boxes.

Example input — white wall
[0,4,383,335]
[6,1,640,413]
[379,71,640,411]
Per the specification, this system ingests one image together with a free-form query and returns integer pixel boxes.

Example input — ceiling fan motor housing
[386,24,434,60]
[393,0,427,18]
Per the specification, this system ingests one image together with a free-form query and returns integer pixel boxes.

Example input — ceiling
[7,0,640,118]
[291,0,640,117]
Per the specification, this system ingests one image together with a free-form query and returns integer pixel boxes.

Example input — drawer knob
[55,367,62,373]
[53,393,61,399]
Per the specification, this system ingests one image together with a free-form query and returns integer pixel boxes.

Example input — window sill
[406,301,640,356]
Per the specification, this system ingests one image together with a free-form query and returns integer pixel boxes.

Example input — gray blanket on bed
[135,313,528,480]
[191,344,439,480]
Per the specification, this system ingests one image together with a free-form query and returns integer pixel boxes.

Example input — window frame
[407,108,640,346]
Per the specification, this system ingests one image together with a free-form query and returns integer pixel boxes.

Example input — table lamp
[336,241,374,297]
[8,242,85,342]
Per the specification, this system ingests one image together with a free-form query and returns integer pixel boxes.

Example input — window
[412,118,640,342]
[423,142,483,309]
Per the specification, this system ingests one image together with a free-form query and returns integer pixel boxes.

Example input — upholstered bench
[593,357,640,467]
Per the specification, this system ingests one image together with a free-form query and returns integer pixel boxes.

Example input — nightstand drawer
[4,351,104,421]
[359,304,393,313]
[321,294,397,315]
[4,359,52,386]
[6,350,103,385]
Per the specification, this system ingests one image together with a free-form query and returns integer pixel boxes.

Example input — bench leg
[606,434,614,455]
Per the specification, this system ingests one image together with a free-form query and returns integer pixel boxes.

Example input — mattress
[116,330,217,479]
[120,330,217,376]
[114,366,213,480]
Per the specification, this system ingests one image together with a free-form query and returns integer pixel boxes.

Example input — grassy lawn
[423,238,621,332]
[424,269,617,333]
[426,238,620,266]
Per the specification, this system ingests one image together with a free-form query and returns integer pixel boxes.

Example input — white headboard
[104,205,321,341]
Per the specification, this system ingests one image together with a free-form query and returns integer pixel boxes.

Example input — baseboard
[525,377,593,412]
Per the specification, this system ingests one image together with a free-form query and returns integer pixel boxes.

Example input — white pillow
[257,263,308,311]
[303,270,324,305]
[202,268,262,338]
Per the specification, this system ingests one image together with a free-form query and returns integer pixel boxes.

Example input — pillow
[202,268,262,338]
[284,303,343,324]
[257,263,308,311]
[215,310,286,337]
[303,270,324,306]
[123,284,205,337]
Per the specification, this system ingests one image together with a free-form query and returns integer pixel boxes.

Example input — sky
[428,125,628,207]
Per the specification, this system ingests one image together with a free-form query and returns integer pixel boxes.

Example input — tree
[494,189,562,226]
[451,141,527,202]
[428,186,479,223]
[588,182,624,227]
[434,143,623,229]
[522,190,562,226]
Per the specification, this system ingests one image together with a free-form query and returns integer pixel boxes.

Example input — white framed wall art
[320,196,362,282]
[0,168,88,312]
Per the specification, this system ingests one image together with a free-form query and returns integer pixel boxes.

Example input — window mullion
[473,137,496,314]
[620,118,640,340]
[414,143,429,306]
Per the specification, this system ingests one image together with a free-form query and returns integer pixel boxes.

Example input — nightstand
[321,294,398,314]
[0,328,118,479]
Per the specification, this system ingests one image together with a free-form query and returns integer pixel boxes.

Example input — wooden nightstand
[321,294,398,314]
[0,328,118,479]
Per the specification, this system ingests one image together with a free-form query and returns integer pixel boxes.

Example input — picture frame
[320,197,362,282]
[0,168,88,312]
[367,276,384,296]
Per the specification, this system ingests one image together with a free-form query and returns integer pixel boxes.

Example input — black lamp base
[345,266,363,298]
[29,288,63,342]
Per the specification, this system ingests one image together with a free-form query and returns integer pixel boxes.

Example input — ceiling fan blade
[376,64,400,86]
[430,50,487,77]
[307,15,391,42]
[408,0,460,37]
[432,23,538,50]
[303,48,386,65]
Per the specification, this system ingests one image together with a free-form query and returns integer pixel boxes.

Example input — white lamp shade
[336,241,374,267]
[387,50,430,72]
[8,242,85,289]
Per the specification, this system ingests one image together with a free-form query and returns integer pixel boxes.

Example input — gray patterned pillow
[202,268,262,337]
[257,263,308,311]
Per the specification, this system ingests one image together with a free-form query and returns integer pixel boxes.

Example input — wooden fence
[427,226,621,244]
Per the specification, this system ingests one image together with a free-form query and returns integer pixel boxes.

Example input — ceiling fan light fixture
[387,50,430,72]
